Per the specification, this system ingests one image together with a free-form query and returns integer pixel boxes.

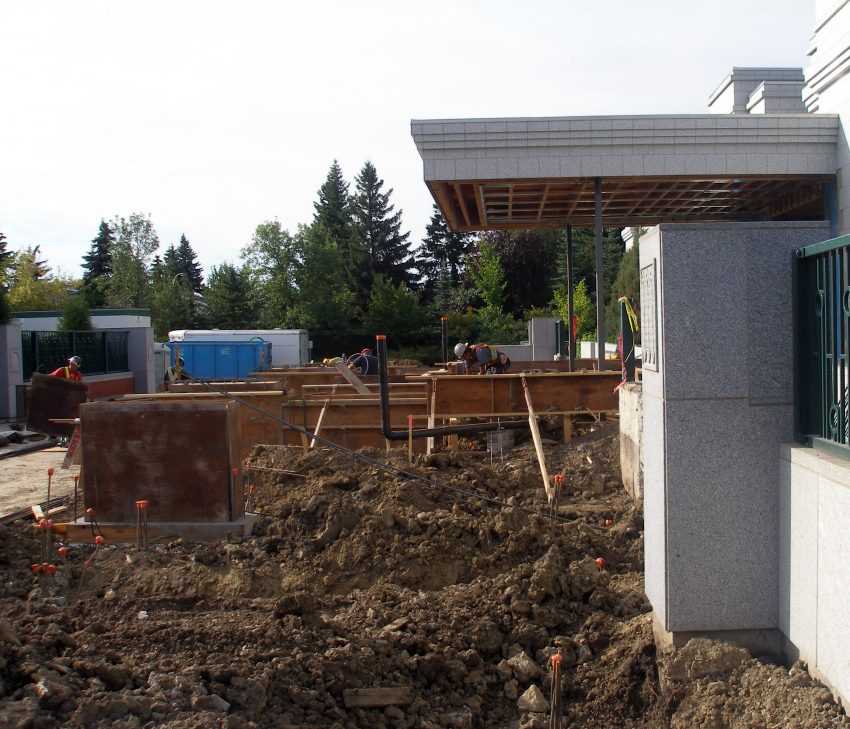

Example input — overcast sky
[0,0,814,280]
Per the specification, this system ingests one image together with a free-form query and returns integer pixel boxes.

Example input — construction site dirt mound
[0,419,847,728]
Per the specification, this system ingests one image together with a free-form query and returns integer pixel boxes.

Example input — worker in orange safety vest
[50,355,83,382]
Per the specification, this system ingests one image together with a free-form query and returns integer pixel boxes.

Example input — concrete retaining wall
[618,383,642,500]
[780,444,850,703]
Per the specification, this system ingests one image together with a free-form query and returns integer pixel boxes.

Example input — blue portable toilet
[168,340,271,379]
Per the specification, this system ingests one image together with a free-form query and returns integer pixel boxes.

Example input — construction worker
[349,347,379,376]
[165,356,191,383]
[454,342,511,375]
[50,355,83,382]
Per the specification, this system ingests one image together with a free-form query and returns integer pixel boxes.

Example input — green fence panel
[20,330,129,379]
[797,235,850,452]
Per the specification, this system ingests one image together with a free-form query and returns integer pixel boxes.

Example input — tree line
[0,160,640,360]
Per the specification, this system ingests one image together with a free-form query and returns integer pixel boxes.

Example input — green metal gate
[797,235,850,454]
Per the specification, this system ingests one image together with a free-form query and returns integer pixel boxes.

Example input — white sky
[0,0,815,280]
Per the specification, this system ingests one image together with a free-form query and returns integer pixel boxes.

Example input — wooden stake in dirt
[310,398,331,449]
[407,414,413,463]
[521,375,554,503]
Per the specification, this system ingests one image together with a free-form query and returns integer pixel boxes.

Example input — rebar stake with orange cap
[46,467,54,510]
[550,475,564,516]
[549,651,564,729]
[135,500,149,550]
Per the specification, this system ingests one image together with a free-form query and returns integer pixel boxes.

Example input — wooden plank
[62,425,82,469]
[334,362,370,394]
[343,687,413,709]
[310,399,331,449]
[521,376,553,503]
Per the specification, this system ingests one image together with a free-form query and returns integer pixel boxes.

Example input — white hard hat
[69,356,81,367]
[454,342,468,358]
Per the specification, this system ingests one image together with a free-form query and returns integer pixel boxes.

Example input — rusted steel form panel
[120,391,285,456]
[80,400,241,523]
[27,373,88,437]
[429,371,620,417]
[282,398,428,451]
[167,380,282,392]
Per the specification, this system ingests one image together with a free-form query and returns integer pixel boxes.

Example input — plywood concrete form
[166,380,282,392]
[428,371,621,417]
[282,397,429,452]
[256,368,408,395]
[300,383,428,398]
[80,400,242,524]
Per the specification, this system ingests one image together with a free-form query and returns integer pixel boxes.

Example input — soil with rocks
[0,418,847,728]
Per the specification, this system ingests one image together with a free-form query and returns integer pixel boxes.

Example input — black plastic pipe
[440,317,448,365]
[376,335,528,441]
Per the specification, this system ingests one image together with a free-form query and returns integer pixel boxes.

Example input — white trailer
[167,329,311,367]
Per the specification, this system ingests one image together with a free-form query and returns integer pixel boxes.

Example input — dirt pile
[0,419,847,728]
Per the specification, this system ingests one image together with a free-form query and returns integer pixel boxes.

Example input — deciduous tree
[241,220,296,328]
[7,246,70,311]
[288,224,355,331]
[363,277,426,345]
[107,213,160,308]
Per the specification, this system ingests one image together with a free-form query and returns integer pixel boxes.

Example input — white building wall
[805,0,850,234]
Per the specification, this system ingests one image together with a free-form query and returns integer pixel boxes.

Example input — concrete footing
[55,513,259,544]
[651,610,782,657]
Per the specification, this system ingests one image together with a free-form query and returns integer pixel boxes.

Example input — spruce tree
[350,161,414,297]
[81,220,114,308]
[416,204,476,305]
[0,232,11,324]
[176,234,204,292]
[313,160,353,247]
[0,231,13,285]
[203,262,257,328]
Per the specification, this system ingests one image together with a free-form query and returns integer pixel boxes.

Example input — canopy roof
[411,114,838,231]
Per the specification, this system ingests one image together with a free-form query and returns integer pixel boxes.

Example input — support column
[595,177,605,370]
[567,224,575,372]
